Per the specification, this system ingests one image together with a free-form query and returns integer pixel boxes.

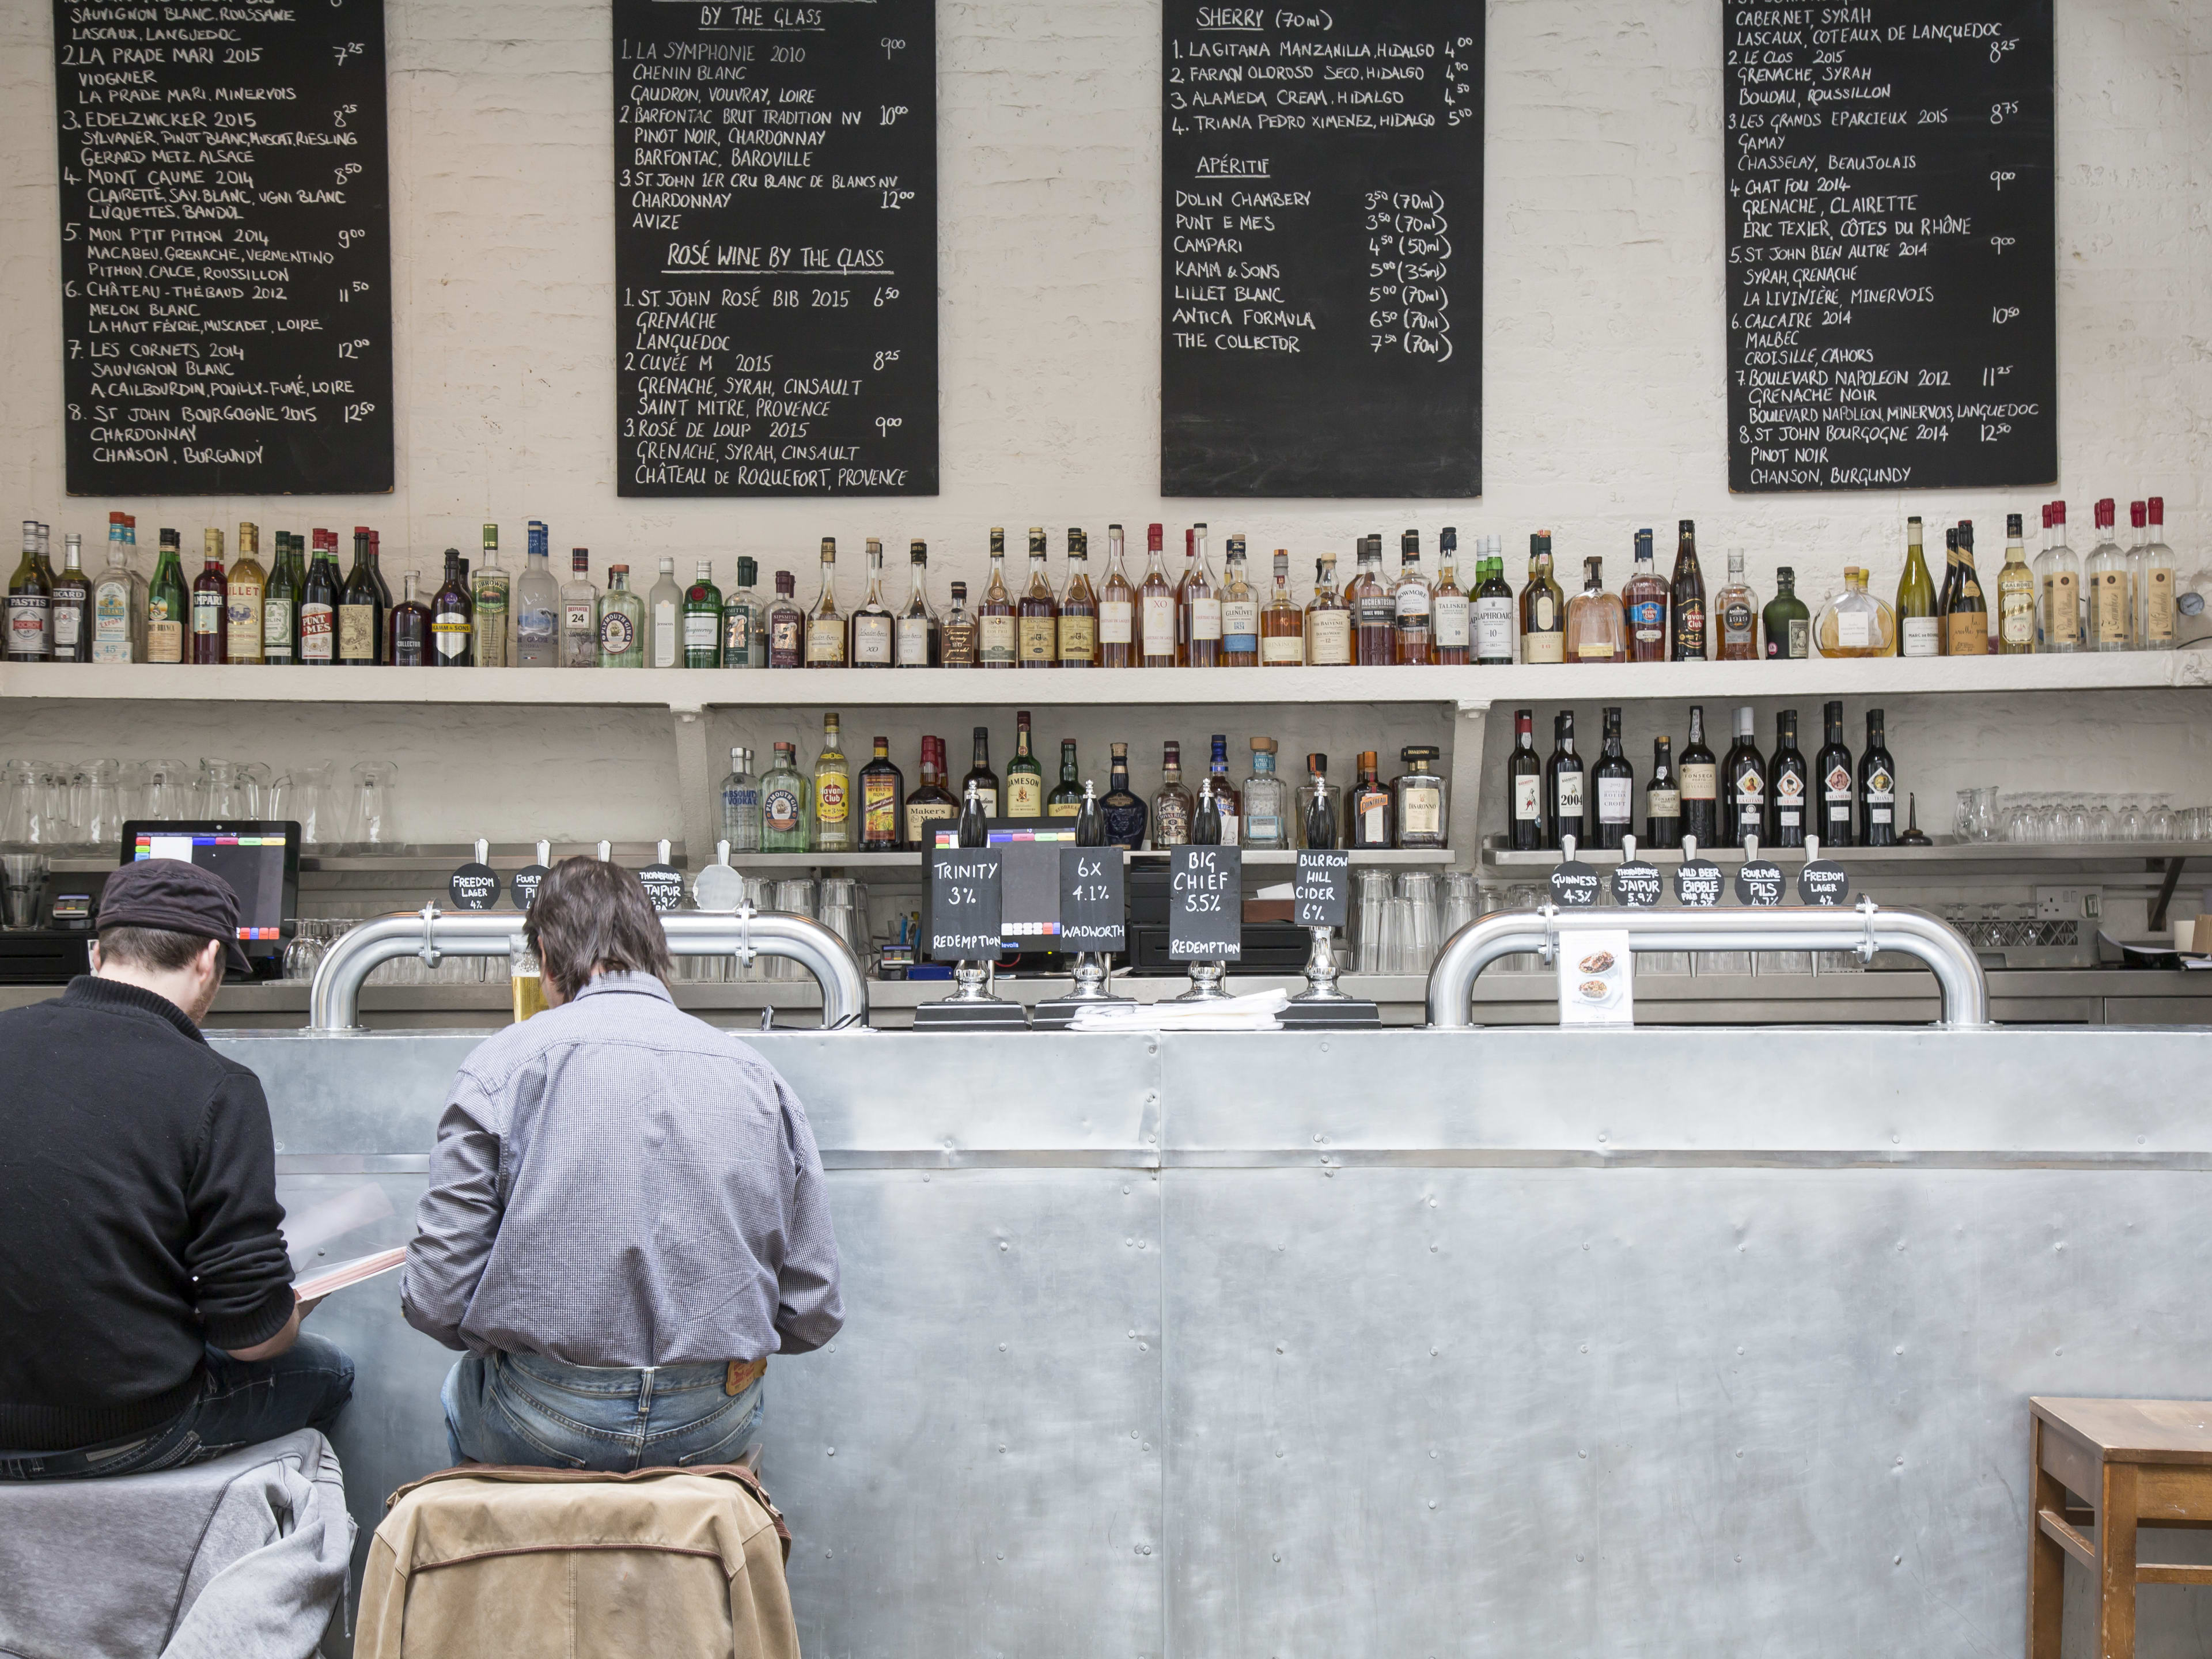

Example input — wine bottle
[1721,704,1764,850]
[1506,708,1544,851]
[1679,704,1718,847]
[1590,706,1635,851]
[1766,708,1808,849]
[1859,709,1897,847]
[1815,699,1855,849]
[1544,711,1585,851]
[1645,736,1681,848]
[1895,517,1940,657]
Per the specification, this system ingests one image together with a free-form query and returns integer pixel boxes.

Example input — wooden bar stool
[2029,1397,2212,1658]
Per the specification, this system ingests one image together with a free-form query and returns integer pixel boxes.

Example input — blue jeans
[443,1351,766,1471]
[0,1333,355,1482]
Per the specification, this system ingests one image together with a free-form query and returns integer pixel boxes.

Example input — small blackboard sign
[929,848,1003,961]
[1169,846,1241,961]
[1059,847,1126,951]
[1294,850,1350,930]
[1798,861,1852,907]
[449,863,499,911]
[509,864,550,912]
[1676,859,1724,908]
[1611,861,1663,909]
[1548,861,1600,909]
[1736,861,1787,907]
[638,863,685,914]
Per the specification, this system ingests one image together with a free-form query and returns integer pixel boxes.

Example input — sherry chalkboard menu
[1161,2,1482,498]
[52,0,393,495]
[613,0,936,497]
[1724,0,2055,493]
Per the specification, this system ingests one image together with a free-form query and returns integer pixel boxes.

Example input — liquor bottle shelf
[1479,839,2202,875]
[2,652,2207,709]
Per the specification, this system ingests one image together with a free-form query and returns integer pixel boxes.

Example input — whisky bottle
[298,531,338,666]
[1895,517,1940,657]
[1520,535,1566,665]
[1262,551,1304,665]
[514,522,560,666]
[1393,529,1432,665]
[147,528,188,665]
[1715,547,1758,661]
[1179,523,1222,667]
[1017,527,1057,668]
[1474,552,1514,666]
[50,533,90,664]
[1816,700,1854,848]
[430,548,475,666]
[598,563,644,667]
[1544,714,1585,850]
[6,520,50,662]
[1858,709,1897,847]
[970,528,1012,668]
[1590,707,1634,850]
[391,570,432,666]
[859,735,903,850]
[1995,513,2036,654]
[1152,741,1194,847]
[1679,704,1718,847]
[1721,706,1764,850]
[2036,501,2081,653]
[961,725,1001,818]
[1668,520,1707,661]
[1306,554,1351,666]
[1047,739,1085,816]
[812,712,851,852]
[473,524,510,667]
[1645,736,1681,848]
[762,741,810,851]
[1431,528,1469,664]
[1006,711,1046,820]
[1058,528,1099,666]
[850,538,895,668]
[1139,523,1177,667]
[1762,567,1810,660]
[191,528,228,665]
[1219,535,1260,666]
[1100,741,1149,849]
[1766,709,1808,849]
[1098,524,1135,667]
[1506,709,1543,851]
[941,581,978,667]
[896,540,939,666]
[1622,529,1668,662]
[1349,537,1393,666]
[647,556,683,668]
[560,549,600,668]
[904,737,960,849]
[766,569,805,668]
[805,538,847,666]
[684,560,723,668]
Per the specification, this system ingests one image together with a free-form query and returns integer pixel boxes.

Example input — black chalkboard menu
[612,0,936,498]
[51,0,394,495]
[1161,2,1482,497]
[1724,0,2055,493]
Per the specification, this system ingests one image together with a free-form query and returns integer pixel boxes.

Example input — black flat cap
[98,858,254,976]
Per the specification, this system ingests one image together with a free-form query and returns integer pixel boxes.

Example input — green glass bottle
[1047,739,1084,817]
[683,558,722,668]
[146,528,190,664]
[1005,710,1046,820]
[262,532,300,664]
[1761,565,1810,660]
[1894,516,1940,657]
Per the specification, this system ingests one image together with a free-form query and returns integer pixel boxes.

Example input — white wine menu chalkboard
[51,0,395,495]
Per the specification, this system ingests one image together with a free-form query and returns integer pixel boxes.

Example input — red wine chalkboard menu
[1724,0,2055,493]
[51,0,393,495]
[1161,2,1483,499]
[613,0,937,498]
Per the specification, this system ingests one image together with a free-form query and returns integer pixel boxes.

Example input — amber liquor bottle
[1261,551,1304,665]
[1017,527,1057,669]
[1349,536,1393,666]
[1138,523,1177,668]
[1431,529,1469,665]
[941,581,978,667]
[978,528,1017,669]
[1305,555,1351,666]
[1097,524,1136,668]
[1179,523,1222,667]
[1057,528,1098,666]
[1218,535,1259,666]
[859,736,904,850]
[1347,751,1394,849]
[1393,529,1432,665]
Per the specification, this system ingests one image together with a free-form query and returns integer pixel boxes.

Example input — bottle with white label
[2035,501,2081,653]
[1679,704,1718,847]
[1765,708,1808,849]
[2138,498,2176,650]
[850,539,895,668]
[1590,706,1634,851]
[513,522,560,666]
[1305,555,1351,666]
[1392,744,1447,850]
[1721,705,1764,850]
[896,540,938,666]
[90,520,137,664]
[1895,517,1941,657]
[1506,707,1544,851]
[1645,736,1681,847]
[1138,523,1177,667]
[1219,536,1260,666]
[1097,524,1134,667]
[1431,528,1469,663]
[561,549,600,668]
[2085,498,2133,651]
[1393,530,1432,665]
[1474,552,1516,666]
[1858,709,1896,847]
[1181,522,1223,667]
[646,556,683,668]
[1544,711,1584,851]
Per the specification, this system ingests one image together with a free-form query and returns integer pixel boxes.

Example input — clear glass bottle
[1895,517,1940,657]
[598,563,645,667]
[2036,500,2082,653]
[1762,566,1810,659]
[1347,535,1392,666]
[722,556,764,668]
[1566,555,1626,663]
[1520,535,1566,664]
[1017,527,1058,669]
[1431,528,1469,665]
[2086,498,2132,651]
[1622,528,1668,662]
[1139,523,1177,667]
[90,518,138,663]
[1392,529,1431,665]
[1715,547,1758,660]
[1180,522,1222,667]
[1243,737,1289,849]
[940,579,978,667]
[561,549,600,668]
[812,711,851,851]
[761,740,810,851]
[1219,535,1260,666]
[647,556,684,668]
[850,537,895,668]
[1058,528,1098,666]
[1995,513,2035,654]
[719,745,762,849]
[50,533,89,664]
[1097,524,1135,668]
[1152,740,1195,847]
[1392,745,1447,850]
[1262,552,1304,665]
[896,540,938,667]
[472,523,511,668]
[2139,498,2177,650]
[806,537,846,666]
[1815,567,1895,657]
[683,559,722,668]
[391,570,431,666]
[513,522,560,666]
[1305,554,1351,666]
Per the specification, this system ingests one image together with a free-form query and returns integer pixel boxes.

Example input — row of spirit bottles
[715,716,1450,854]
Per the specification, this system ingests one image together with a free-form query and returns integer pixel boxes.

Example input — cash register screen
[120,821,300,957]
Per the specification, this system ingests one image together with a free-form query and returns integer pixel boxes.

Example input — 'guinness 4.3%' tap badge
[1547,837,1600,908]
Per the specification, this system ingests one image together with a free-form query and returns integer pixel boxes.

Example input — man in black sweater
[0,859,352,1480]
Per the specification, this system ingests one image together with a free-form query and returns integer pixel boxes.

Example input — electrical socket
[2036,885,2100,921]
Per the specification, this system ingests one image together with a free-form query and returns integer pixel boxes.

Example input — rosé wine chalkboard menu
[51,0,394,495]
[1724,0,2055,493]
[1161,1,1483,498]
[613,0,937,498]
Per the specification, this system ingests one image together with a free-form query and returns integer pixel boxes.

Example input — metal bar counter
[228,1027,2212,1658]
